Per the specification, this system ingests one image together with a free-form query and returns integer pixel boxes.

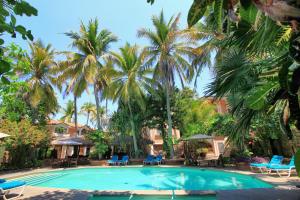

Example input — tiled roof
[47,120,92,129]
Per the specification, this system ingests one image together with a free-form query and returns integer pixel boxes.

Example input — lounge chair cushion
[0,179,6,183]
[107,155,119,163]
[144,155,154,163]
[268,165,295,170]
[250,163,268,167]
[0,180,26,190]
[250,155,283,168]
[267,156,295,170]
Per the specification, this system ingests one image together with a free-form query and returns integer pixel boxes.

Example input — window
[217,142,225,154]
[55,126,66,135]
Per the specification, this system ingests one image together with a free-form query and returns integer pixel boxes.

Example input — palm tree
[138,11,197,158]
[60,100,75,123]
[109,43,153,158]
[90,106,105,127]
[204,6,300,147]
[64,18,117,131]
[80,102,96,126]
[24,41,59,114]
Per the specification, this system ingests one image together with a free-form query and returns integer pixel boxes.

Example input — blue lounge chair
[250,155,283,173]
[153,154,163,165]
[107,155,119,165]
[143,155,154,165]
[0,179,26,200]
[267,156,295,177]
[118,155,129,165]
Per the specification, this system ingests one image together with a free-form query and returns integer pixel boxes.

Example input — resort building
[47,120,93,159]
[205,97,229,114]
[142,128,181,155]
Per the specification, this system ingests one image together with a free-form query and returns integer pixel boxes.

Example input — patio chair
[250,155,283,173]
[69,157,78,167]
[51,159,64,168]
[143,155,154,165]
[267,156,295,177]
[0,179,26,200]
[153,154,163,165]
[107,155,119,165]
[118,155,129,165]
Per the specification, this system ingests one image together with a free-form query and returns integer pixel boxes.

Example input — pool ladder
[12,173,67,186]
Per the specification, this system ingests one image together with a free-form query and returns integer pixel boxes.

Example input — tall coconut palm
[138,11,198,158]
[64,18,117,131]
[80,102,96,126]
[109,43,153,158]
[25,41,59,114]
[60,100,75,123]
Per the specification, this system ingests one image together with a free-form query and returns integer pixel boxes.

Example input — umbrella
[0,132,10,139]
[51,137,93,146]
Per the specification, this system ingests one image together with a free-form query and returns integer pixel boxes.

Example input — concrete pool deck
[1,166,299,200]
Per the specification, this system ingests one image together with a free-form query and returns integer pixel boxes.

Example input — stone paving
[0,166,299,200]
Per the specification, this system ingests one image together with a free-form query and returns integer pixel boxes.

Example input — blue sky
[7,0,213,124]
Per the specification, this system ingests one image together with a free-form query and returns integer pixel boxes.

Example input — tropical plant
[60,100,74,123]
[80,102,96,126]
[0,0,37,84]
[109,43,153,158]
[62,18,117,131]
[90,106,105,127]
[22,41,59,114]
[0,119,50,168]
[87,130,109,160]
[296,149,300,176]
[197,4,300,161]
[138,11,198,158]
[0,81,48,125]
[147,0,300,30]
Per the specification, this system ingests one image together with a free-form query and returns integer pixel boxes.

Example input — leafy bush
[0,119,50,169]
[295,149,300,177]
[87,130,109,160]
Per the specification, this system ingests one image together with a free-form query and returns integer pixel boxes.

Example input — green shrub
[295,149,300,177]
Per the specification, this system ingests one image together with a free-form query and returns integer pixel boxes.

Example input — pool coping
[91,190,216,196]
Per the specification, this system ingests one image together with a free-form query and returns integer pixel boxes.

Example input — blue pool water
[18,167,272,191]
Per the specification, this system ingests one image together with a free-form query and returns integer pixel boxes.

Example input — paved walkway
[217,188,300,200]
[0,166,299,200]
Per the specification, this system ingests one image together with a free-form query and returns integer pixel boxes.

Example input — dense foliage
[0,0,37,84]
[110,88,220,156]
[87,130,109,159]
[0,119,50,168]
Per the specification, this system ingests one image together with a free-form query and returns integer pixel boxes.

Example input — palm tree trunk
[165,84,175,158]
[86,111,90,126]
[74,95,78,132]
[94,84,102,131]
[106,99,108,116]
[128,102,139,158]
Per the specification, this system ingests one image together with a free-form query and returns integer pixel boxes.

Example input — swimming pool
[17,167,272,191]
